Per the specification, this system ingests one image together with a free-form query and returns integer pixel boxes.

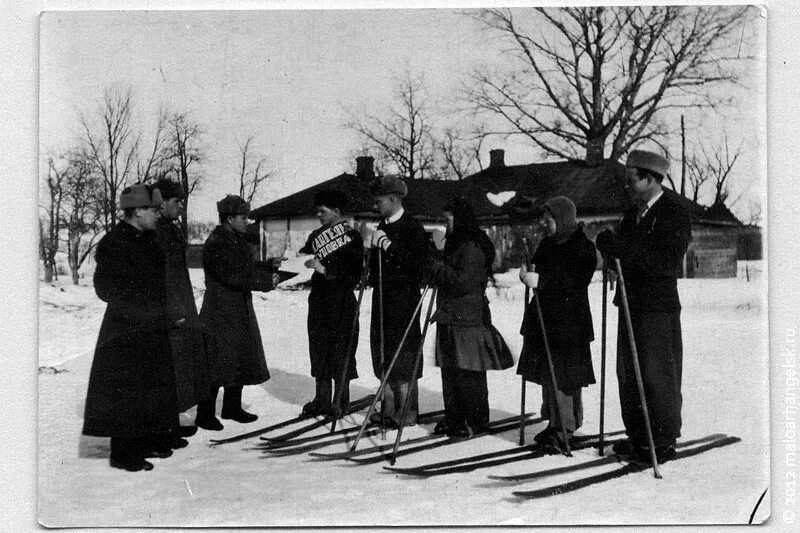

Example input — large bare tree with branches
[40,154,67,283]
[60,149,104,285]
[164,111,205,238]
[467,6,754,165]
[236,135,275,205]
[347,72,439,180]
[79,85,139,232]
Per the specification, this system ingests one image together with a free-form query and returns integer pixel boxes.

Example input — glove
[521,272,539,289]
[303,257,316,269]
[596,230,624,258]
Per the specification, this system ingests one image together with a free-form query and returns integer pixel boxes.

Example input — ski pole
[389,287,438,465]
[330,247,372,433]
[598,263,608,455]
[614,257,661,479]
[378,247,386,439]
[349,282,432,452]
[532,288,572,457]
[519,237,533,446]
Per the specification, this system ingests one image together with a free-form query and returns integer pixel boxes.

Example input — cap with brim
[119,183,163,209]
[626,150,670,178]
[368,176,408,198]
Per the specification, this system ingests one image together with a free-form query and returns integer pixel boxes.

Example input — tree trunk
[71,267,80,285]
[43,263,54,284]
[585,137,606,166]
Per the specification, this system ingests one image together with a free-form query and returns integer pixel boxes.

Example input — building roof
[249,172,462,222]
[251,159,741,227]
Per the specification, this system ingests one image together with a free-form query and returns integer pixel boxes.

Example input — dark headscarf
[443,196,495,278]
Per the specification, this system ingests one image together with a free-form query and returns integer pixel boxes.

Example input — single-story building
[251,151,743,278]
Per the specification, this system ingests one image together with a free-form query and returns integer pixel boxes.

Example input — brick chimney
[489,149,505,169]
[356,156,375,180]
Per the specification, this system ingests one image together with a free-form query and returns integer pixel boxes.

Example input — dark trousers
[441,367,489,427]
[617,310,683,447]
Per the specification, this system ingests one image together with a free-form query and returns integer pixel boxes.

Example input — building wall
[686,225,739,278]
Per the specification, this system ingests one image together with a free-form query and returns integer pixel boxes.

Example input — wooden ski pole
[614,257,662,479]
[598,264,609,455]
[378,247,386,439]
[349,283,432,452]
[389,287,438,465]
[330,247,372,433]
[532,288,572,457]
[519,237,533,446]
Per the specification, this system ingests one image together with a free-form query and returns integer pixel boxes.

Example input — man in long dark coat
[366,176,430,427]
[196,195,279,431]
[299,190,363,418]
[518,196,597,451]
[154,178,208,439]
[83,183,177,472]
[597,150,691,464]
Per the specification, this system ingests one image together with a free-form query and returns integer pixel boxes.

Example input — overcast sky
[39,7,764,222]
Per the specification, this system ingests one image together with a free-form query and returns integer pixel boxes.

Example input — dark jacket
[155,218,209,412]
[300,222,364,380]
[199,225,275,388]
[518,225,597,391]
[83,221,177,438]
[615,191,692,313]
[369,211,430,381]
[430,238,513,371]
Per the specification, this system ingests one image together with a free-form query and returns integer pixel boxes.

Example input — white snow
[37,262,769,527]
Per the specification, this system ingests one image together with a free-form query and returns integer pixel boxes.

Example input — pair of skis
[309,413,543,465]
[208,393,376,446]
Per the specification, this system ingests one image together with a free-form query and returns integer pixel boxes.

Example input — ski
[511,435,741,499]
[309,413,542,463]
[208,394,375,445]
[261,410,446,454]
[382,431,627,478]
[258,394,378,443]
[261,408,445,445]
[488,433,727,483]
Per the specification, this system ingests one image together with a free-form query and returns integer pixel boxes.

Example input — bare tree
[468,6,754,165]
[40,154,67,283]
[435,128,486,180]
[164,111,204,238]
[79,85,139,232]
[685,151,713,203]
[60,149,104,285]
[707,134,744,207]
[237,135,275,204]
[347,71,438,180]
[135,106,171,183]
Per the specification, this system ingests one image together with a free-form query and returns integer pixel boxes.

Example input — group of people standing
[82,148,689,472]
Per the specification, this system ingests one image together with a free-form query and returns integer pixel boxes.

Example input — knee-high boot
[195,387,223,431]
[221,386,258,423]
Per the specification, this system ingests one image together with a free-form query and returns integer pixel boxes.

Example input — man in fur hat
[596,150,691,464]
[196,195,281,430]
[154,177,208,442]
[83,183,179,471]
[365,176,430,427]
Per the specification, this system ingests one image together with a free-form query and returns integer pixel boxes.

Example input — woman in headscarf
[427,196,514,438]
[518,195,597,452]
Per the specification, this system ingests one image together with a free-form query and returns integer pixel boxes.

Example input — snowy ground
[37,262,769,527]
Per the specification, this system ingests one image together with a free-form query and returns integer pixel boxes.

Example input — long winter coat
[300,222,364,381]
[368,211,429,381]
[83,221,178,438]
[199,225,274,388]
[517,225,597,392]
[430,239,513,372]
[155,218,209,411]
